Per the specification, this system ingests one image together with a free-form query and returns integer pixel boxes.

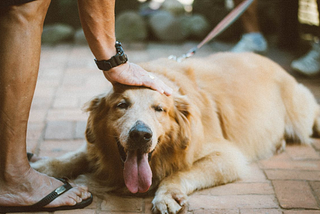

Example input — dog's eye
[116,102,129,109]
[154,105,166,112]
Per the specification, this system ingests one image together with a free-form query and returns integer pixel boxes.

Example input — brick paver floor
[20,41,320,214]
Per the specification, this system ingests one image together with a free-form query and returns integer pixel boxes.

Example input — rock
[115,11,148,42]
[178,14,210,39]
[149,11,187,42]
[192,0,243,41]
[161,0,185,16]
[42,24,75,45]
[74,29,87,45]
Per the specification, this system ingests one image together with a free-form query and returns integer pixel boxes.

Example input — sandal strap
[30,178,72,208]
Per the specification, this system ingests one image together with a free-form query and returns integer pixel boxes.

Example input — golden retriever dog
[32,52,320,214]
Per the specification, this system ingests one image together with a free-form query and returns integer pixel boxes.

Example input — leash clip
[169,47,197,62]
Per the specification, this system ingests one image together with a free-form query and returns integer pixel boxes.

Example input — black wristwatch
[94,41,128,71]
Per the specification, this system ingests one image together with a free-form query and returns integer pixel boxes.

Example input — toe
[46,186,91,208]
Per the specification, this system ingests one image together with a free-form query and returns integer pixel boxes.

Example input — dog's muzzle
[117,120,154,194]
[128,120,153,153]
[117,120,153,163]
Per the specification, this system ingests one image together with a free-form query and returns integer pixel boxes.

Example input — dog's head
[84,82,191,194]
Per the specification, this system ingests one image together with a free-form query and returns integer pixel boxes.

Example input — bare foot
[0,167,91,208]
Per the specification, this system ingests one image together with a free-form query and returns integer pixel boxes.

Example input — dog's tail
[284,82,319,144]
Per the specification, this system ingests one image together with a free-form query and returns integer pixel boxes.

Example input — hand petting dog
[103,62,173,96]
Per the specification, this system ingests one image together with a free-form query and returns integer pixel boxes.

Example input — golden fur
[32,53,320,214]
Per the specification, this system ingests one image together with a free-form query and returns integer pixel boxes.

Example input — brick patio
[23,41,320,214]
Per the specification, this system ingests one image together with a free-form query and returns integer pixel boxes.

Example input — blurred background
[42,0,319,50]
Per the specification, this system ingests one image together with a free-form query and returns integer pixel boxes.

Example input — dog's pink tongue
[123,151,152,193]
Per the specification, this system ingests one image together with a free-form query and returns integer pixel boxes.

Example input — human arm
[77,0,172,95]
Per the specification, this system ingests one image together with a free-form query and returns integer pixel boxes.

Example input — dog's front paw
[152,188,187,214]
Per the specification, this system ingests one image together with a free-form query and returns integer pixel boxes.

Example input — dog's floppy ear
[83,95,107,144]
[174,94,191,149]
[83,94,105,112]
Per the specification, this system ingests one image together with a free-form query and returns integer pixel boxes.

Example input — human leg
[291,42,320,76]
[231,0,267,53]
[278,0,300,50]
[0,0,91,210]
[235,0,260,33]
[291,0,320,76]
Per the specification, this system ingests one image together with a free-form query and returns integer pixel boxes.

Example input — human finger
[149,74,173,96]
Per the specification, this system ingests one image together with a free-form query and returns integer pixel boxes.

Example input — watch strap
[95,41,128,71]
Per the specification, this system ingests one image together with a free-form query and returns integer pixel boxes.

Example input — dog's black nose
[129,120,153,145]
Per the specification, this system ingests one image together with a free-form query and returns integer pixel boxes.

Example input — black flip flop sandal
[0,178,93,213]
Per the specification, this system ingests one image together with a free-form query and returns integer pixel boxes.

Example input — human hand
[103,62,173,96]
